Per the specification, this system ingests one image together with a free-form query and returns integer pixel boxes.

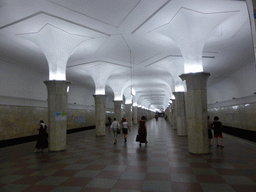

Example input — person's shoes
[220,145,224,148]
[217,145,219,148]
[139,143,141,147]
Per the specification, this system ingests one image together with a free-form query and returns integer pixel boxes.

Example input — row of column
[44,72,210,154]
[43,81,155,151]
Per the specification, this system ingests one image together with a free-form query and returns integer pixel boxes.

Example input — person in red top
[212,116,224,148]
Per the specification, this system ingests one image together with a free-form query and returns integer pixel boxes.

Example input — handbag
[117,128,121,134]
[136,135,139,142]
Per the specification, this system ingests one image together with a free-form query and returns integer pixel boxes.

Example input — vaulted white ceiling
[0,0,254,110]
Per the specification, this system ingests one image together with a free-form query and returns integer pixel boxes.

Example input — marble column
[44,80,71,152]
[125,104,132,127]
[167,106,173,125]
[173,92,187,136]
[93,95,107,137]
[180,72,210,154]
[171,99,177,130]
[133,106,138,125]
[113,100,123,122]
[165,106,170,123]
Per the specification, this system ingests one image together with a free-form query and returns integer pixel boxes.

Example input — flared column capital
[44,80,71,94]
[179,72,210,90]
[113,100,123,105]
[93,94,108,99]
[173,91,185,97]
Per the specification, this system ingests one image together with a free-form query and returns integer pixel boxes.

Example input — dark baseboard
[66,126,95,134]
[0,135,39,148]
[0,126,96,148]
[1,125,255,148]
[222,126,256,143]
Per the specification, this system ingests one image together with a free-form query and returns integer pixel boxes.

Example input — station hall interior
[1,0,256,191]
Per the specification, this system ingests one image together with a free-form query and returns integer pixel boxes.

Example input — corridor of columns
[1,118,256,192]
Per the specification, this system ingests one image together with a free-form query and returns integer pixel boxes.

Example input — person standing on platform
[107,117,112,128]
[138,116,148,146]
[34,120,48,152]
[212,116,224,148]
[155,114,158,121]
[122,118,130,143]
[110,118,120,145]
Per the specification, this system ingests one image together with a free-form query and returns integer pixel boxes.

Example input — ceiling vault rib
[0,11,111,36]
[131,0,172,34]
[145,55,215,67]
[145,55,182,67]
[149,7,240,33]
[117,0,142,28]
[67,60,131,69]
[47,0,117,28]
[0,11,43,30]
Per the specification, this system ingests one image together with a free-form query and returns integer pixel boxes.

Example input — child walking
[122,118,130,143]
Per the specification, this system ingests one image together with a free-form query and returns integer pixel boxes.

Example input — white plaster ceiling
[0,0,254,110]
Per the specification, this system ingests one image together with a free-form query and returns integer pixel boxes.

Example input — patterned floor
[0,118,256,192]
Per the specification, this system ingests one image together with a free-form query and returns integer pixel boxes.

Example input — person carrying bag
[110,118,120,144]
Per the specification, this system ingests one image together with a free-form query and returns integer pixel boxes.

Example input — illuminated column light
[114,93,123,101]
[175,81,185,92]
[17,24,90,80]
[109,76,130,101]
[154,8,235,73]
[125,94,132,104]
[124,87,133,104]
[125,100,132,104]
[84,64,115,95]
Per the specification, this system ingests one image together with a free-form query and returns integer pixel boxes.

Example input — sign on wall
[55,112,67,121]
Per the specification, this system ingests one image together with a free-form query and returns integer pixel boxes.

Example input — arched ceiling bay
[0,0,254,109]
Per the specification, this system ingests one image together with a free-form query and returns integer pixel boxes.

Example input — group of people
[35,115,223,152]
[34,116,148,152]
[208,116,224,148]
[110,116,147,146]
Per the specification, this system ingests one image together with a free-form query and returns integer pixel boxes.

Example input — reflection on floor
[0,118,256,192]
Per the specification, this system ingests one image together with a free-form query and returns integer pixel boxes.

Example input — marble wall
[208,95,256,131]
[0,104,99,141]
[0,105,48,141]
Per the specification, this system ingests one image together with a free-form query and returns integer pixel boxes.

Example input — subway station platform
[0,118,256,192]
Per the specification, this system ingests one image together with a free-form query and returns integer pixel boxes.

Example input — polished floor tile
[0,118,256,191]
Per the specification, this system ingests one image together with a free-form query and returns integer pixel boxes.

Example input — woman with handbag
[110,118,120,144]
[34,120,48,152]
[138,116,148,146]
